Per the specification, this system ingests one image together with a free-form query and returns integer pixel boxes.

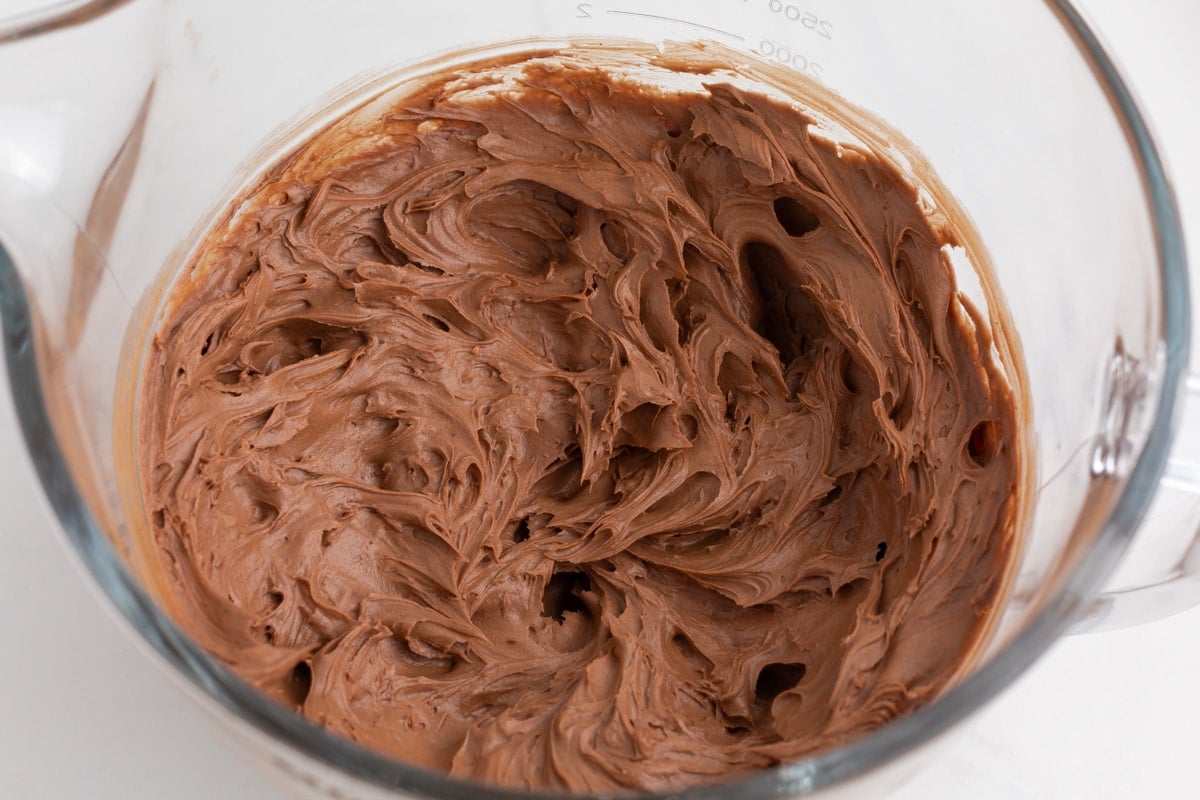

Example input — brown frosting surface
[138,45,1021,793]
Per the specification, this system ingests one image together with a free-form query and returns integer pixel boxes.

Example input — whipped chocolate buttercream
[138,44,1022,792]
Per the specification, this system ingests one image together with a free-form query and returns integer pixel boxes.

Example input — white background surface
[1,1,1198,798]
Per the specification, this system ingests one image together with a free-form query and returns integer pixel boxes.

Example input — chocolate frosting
[138,45,1021,793]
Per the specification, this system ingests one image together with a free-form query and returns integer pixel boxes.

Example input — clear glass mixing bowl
[0,1,1196,798]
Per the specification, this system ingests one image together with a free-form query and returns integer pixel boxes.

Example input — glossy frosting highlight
[138,45,1021,793]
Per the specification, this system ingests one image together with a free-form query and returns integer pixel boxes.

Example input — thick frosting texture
[139,48,1020,793]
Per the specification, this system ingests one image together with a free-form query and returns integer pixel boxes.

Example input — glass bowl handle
[1075,371,1200,632]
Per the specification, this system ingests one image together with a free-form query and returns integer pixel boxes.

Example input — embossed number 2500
[767,0,834,40]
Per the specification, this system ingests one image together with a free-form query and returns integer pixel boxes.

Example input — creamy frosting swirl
[138,45,1021,793]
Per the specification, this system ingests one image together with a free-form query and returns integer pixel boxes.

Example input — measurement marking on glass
[756,39,823,79]
[606,10,747,41]
[764,0,834,40]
